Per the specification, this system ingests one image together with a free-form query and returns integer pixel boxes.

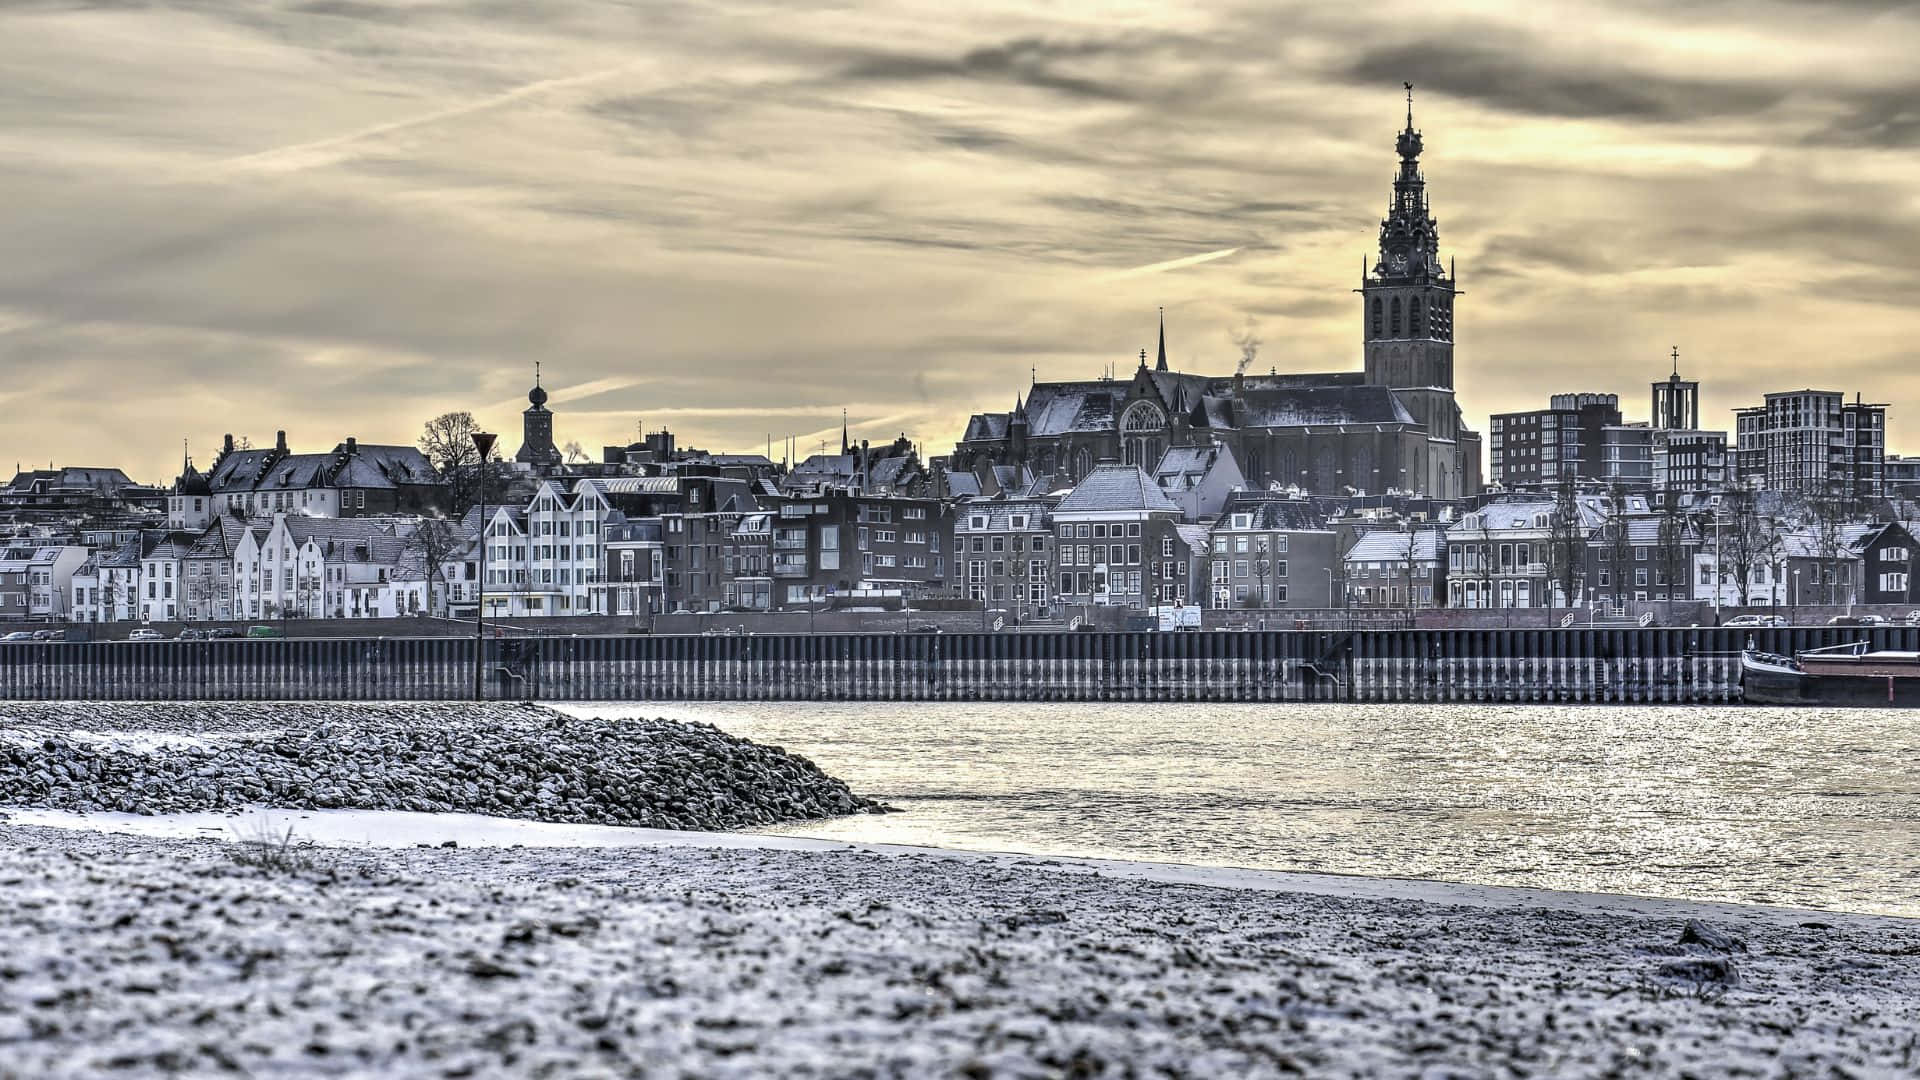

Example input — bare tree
[1720,488,1781,607]
[1655,501,1691,619]
[1544,474,1584,617]
[1252,538,1272,607]
[1806,490,1857,607]
[563,440,589,464]
[1605,482,1635,614]
[418,411,501,517]
[401,517,466,617]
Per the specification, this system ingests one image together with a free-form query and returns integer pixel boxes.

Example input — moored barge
[1741,643,1920,707]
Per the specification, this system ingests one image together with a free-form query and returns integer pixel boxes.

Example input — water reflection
[562,702,1920,917]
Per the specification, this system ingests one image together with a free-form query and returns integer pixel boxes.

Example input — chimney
[223,434,235,455]
[275,430,288,453]
[345,436,358,455]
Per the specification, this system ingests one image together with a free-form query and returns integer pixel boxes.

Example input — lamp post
[1712,506,1723,625]
[1792,567,1801,627]
[470,431,496,701]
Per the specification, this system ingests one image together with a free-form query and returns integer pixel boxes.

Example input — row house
[230,516,428,621]
[722,512,770,612]
[598,514,668,616]
[954,496,1056,618]
[201,431,448,523]
[1444,495,1607,610]
[1343,527,1445,609]
[1732,523,1915,609]
[0,545,34,621]
[1051,463,1192,611]
[69,540,141,623]
[24,545,89,620]
[1206,492,1335,609]
[1586,505,1703,612]
[767,491,950,610]
[138,531,199,622]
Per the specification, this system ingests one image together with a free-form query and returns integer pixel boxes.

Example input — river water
[566,702,1920,918]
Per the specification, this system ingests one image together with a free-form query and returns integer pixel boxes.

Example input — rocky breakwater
[0,702,885,830]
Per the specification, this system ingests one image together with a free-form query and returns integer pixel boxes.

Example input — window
[1162,537,1174,558]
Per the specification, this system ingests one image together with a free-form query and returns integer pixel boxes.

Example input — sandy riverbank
[2,819,1916,1079]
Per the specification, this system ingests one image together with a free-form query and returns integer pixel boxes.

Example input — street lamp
[470,430,496,701]
[1792,568,1801,627]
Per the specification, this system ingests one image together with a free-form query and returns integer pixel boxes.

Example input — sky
[2,0,1917,482]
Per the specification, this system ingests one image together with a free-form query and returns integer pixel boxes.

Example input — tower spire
[1155,306,1168,371]
[841,409,849,455]
[1405,81,1413,130]
[1671,345,1680,377]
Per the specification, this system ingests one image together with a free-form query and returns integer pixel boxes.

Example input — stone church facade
[951,99,1482,500]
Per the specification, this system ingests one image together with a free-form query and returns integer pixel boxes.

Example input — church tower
[1361,86,1463,498]
[515,363,563,468]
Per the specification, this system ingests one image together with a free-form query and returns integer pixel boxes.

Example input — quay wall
[2,627,1916,704]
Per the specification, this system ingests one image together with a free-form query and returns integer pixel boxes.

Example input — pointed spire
[1138,348,1148,371]
[1155,307,1168,371]
[1671,345,1681,378]
[841,409,850,455]
[1405,81,1413,130]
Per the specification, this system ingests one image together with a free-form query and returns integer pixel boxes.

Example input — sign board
[1154,605,1203,631]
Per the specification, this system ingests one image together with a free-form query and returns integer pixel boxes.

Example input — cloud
[1342,42,1785,121]
[1,0,1917,479]
[1103,248,1243,279]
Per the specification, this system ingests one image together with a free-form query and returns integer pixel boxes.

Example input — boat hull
[1742,654,1920,707]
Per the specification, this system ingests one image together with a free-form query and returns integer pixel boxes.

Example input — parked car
[245,625,282,639]
[1724,614,1786,627]
[176,628,206,640]
[207,627,240,639]
[1856,614,1889,626]
[1907,611,1920,627]
[1825,615,1886,627]
[127,629,164,641]
[31,629,58,640]
[1,630,36,641]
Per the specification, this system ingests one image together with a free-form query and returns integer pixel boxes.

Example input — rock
[1679,920,1746,954]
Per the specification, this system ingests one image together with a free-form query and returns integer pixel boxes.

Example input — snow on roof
[1057,464,1181,515]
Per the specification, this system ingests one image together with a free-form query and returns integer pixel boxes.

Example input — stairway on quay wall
[1,627,1913,703]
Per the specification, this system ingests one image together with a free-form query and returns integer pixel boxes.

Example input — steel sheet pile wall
[1,627,1911,703]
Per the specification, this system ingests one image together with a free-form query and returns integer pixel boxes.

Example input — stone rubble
[0,702,885,830]
[1,827,1917,1079]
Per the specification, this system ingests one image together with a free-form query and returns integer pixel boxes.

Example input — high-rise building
[1488,393,1621,488]
[1734,390,1887,499]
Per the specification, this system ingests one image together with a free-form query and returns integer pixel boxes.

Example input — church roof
[1237,384,1416,428]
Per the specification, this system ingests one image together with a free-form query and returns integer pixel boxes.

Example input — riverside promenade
[3,625,1916,703]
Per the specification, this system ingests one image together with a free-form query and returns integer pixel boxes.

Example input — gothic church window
[1370,299,1383,337]
[1390,298,1402,337]
[1410,297,1423,337]
[1120,402,1167,470]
